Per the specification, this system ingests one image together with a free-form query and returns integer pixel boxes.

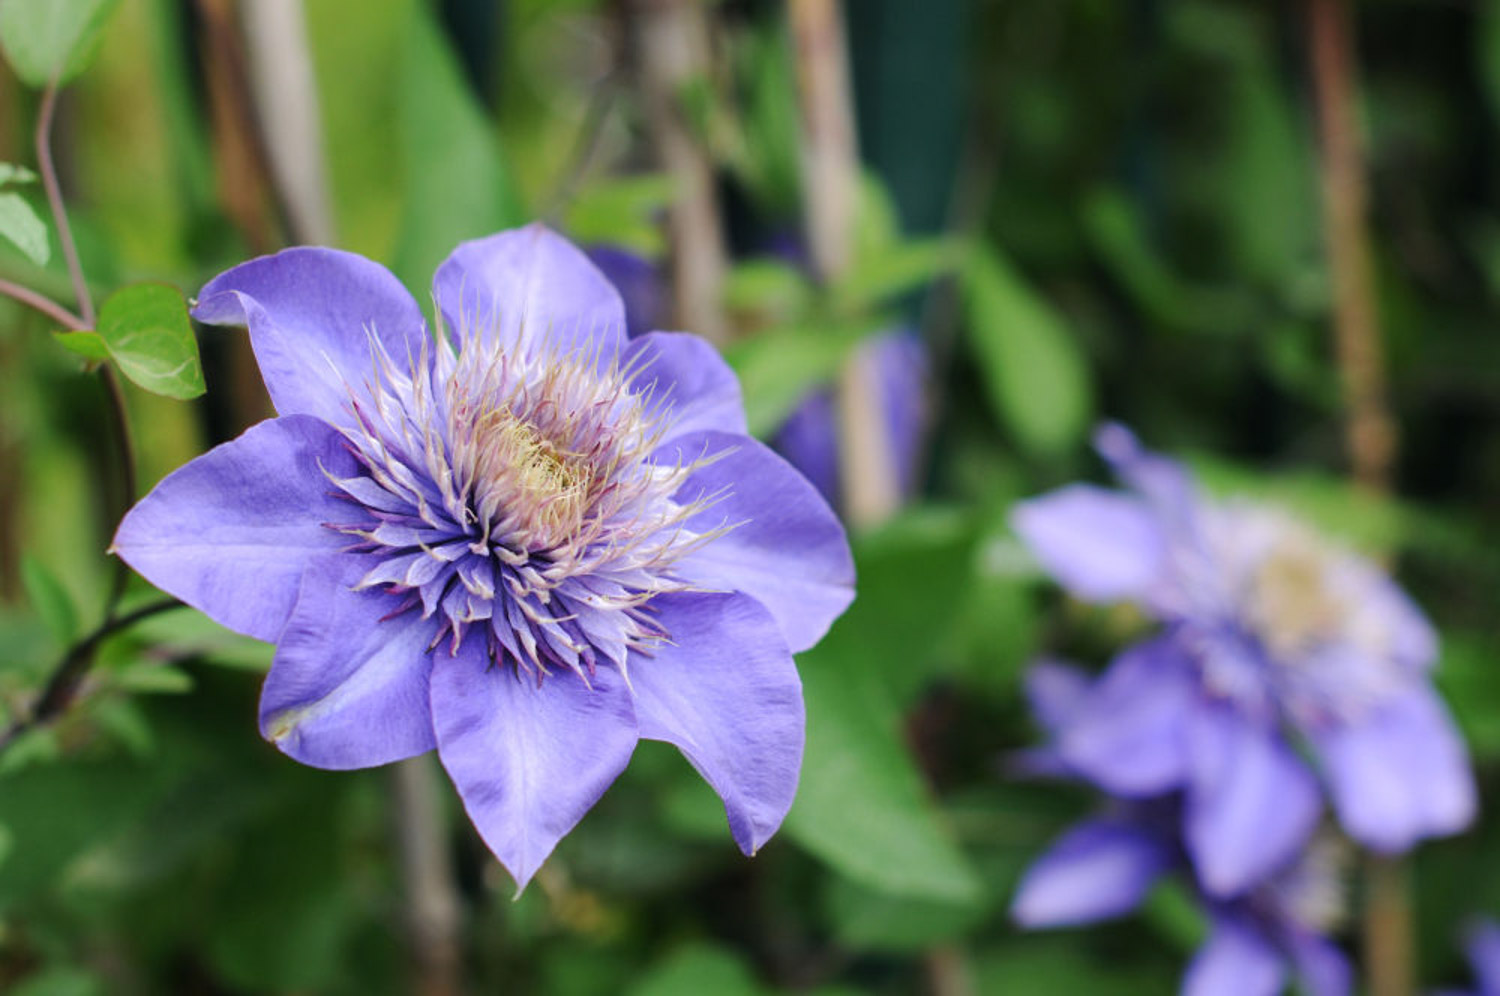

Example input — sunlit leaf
[51,330,108,362]
[0,0,122,88]
[0,163,37,187]
[19,554,76,645]
[961,246,1091,458]
[95,282,205,400]
[724,321,872,438]
[0,192,51,266]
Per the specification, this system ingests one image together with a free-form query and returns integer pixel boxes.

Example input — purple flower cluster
[1008,425,1476,994]
[113,225,854,888]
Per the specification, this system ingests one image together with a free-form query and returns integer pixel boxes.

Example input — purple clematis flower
[1010,425,1475,897]
[112,224,854,888]
[1435,919,1500,996]
[773,330,928,510]
[1011,661,1353,996]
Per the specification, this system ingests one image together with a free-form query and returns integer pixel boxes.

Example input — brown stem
[1308,0,1393,496]
[788,0,899,528]
[0,597,184,751]
[392,755,464,996]
[625,0,730,346]
[35,82,93,328]
[1306,1,1407,993]
[0,277,85,329]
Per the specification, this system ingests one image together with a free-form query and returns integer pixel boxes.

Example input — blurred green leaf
[95,282,204,399]
[11,966,103,996]
[0,0,121,88]
[51,329,109,362]
[724,259,815,327]
[0,191,51,266]
[833,238,956,316]
[112,663,194,695]
[961,245,1091,458]
[391,5,521,295]
[565,174,675,257]
[20,554,76,645]
[788,652,980,903]
[824,873,986,952]
[725,321,872,438]
[629,944,762,996]
[0,163,38,186]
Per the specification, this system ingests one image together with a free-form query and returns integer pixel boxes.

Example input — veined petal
[431,642,638,890]
[112,415,358,642]
[1058,639,1194,796]
[1011,484,1167,604]
[193,247,426,426]
[628,592,803,855]
[667,430,854,653]
[260,557,437,769]
[1183,916,1286,996]
[1185,705,1320,897]
[433,224,627,360]
[625,332,748,439]
[1315,684,1476,853]
[1010,818,1168,927]
[1287,928,1353,996]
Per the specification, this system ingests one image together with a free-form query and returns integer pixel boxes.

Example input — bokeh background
[1,0,1498,992]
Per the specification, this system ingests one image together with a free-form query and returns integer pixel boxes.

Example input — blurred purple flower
[1010,426,1475,896]
[1012,662,1352,996]
[113,224,854,888]
[1434,919,1500,996]
[773,330,928,510]
[584,245,665,338]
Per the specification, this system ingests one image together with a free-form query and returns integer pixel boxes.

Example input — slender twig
[788,0,900,529]
[1306,1,1407,994]
[0,597,185,751]
[99,364,136,616]
[392,755,463,996]
[0,277,85,329]
[35,82,94,328]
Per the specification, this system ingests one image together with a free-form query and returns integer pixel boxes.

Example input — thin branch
[99,364,137,617]
[392,755,464,996]
[35,81,94,328]
[0,276,85,329]
[0,597,185,751]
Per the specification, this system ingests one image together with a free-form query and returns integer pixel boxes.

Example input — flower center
[469,406,594,551]
[1245,538,1344,659]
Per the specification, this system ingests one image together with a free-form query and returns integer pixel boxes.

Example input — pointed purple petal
[625,331,748,439]
[1010,818,1168,927]
[260,557,436,769]
[585,245,665,339]
[1058,639,1194,796]
[1315,684,1476,853]
[1024,658,1093,737]
[1287,928,1353,996]
[667,431,854,653]
[193,248,425,426]
[433,224,626,360]
[1465,919,1500,995]
[772,389,840,506]
[112,415,358,642]
[628,592,802,855]
[1093,422,1198,524]
[1011,484,1167,603]
[1185,705,1320,896]
[1183,917,1287,996]
[430,645,638,890]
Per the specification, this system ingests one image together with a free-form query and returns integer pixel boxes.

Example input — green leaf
[0,0,122,88]
[95,282,205,399]
[564,174,676,257]
[51,329,108,362]
[10,966,103,996]
[0,163,37,187]
[628,944,763,996]
[725,322,872,438]
[390,5,521,296]
[0,191,51,266]
[723,259,814,326]
[825,873,986,952]
[19,554,76,645]
[833,238,956,315]
[961,245,1091,458]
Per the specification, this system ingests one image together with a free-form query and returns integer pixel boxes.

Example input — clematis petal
[1058,639,1194,796]
[585,246,664,338]
[1315,683,1476,853]
[431,643,638,890]
[194,247,426,426]
[625,331,748,439]
[433,223,627,360]
[1183,916,1287,996]
[1010,818,1168,927]
[1024,658,1093,737]
[667,430,854,653]
[260,557,437,769]
[627,592,803,856]
[112,415,359,642]
[772,390,840,506]
[1010,484,1167,603]
[1093,422,1198,524]
[1466,919,1500,995]
[1184,704,1320,896]
[1287,928,1353,996]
